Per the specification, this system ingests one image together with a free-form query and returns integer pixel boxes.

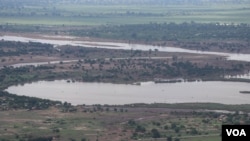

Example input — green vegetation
[181,136,219,141]
[0,44,249,140]
[71,22,250,42]
[129,103,250,113]
[0,42,248,90]
[0,91,61,110]
[0,41,56,57]
[0,0,250,26]
[122,107,249,141]
[0,41,250,112]
[1,104,249,141]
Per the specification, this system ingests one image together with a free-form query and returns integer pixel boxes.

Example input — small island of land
[240,91,250,94]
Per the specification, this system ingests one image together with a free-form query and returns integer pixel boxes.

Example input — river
[2,35,250,105]
[1,35,250,62]
[5,80,250,105]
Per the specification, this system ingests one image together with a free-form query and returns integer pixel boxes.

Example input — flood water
[5,80,250,105]
[1,35,250,62]
[2,35,250,105]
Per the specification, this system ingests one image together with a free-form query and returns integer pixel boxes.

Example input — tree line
[71,22,250,42]
[0,41,55,57]
[0,90,61,110]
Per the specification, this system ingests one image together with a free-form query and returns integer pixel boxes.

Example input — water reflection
[5,80,250,105]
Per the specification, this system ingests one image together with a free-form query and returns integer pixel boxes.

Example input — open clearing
[0,106,229,141]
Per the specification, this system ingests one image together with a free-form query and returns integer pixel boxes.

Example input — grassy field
[182,136,220,141]
[0,106,230,141]
[2,101,249,141]
[0,3,250,26]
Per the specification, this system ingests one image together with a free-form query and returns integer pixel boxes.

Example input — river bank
[1,32,250,54]
[1,33,250,107]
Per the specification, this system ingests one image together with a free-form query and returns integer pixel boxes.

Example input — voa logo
[226,129,246,137]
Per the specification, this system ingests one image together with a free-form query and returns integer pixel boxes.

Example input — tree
[174,138,180,141]
[164,125,169,130]
[135,125,146,133]
[28,137,53,141]
[128,120,136,126]
[151,128,161,138]
[190,127,198,135]
[171,123,177,129]
[167,136,172,141]
[175,127,180,133]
